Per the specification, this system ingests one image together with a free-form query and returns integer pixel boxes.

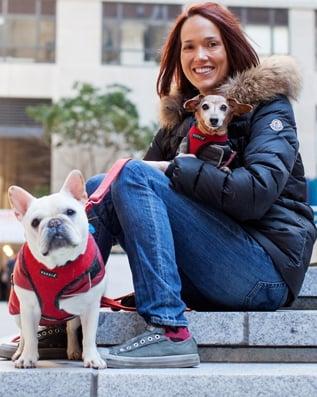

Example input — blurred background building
[0,0,317,270]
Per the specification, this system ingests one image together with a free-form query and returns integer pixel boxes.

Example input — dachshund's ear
[227,98,253,116]
[183,94,204,112]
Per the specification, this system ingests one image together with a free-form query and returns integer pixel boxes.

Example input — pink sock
[164,326,191,342]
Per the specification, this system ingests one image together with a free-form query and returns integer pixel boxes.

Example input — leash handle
[85,158,131,212]
[100,295,136,312]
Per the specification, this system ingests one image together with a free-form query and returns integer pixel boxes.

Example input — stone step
[293,266,317,308]
[300,266,317,296]
[96,310,317,362]
[0,360,316,397]
[97,310,317,347]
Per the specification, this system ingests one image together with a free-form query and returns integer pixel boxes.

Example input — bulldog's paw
[12,349,22,362]
[14,352,38,368]
[67,348,82,361]
[83,352,106,369]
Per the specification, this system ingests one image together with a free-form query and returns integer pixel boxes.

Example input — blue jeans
[86,160,288,327]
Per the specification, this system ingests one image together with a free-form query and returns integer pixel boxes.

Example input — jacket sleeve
[166,96,299,221]
[143,128,167,161]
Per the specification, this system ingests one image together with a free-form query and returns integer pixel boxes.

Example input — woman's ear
[227,97,253,116]
[183,94,204,112]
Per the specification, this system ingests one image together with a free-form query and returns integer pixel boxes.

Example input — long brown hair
[157,2,259,98]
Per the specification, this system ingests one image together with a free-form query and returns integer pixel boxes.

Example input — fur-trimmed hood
[159,55,302,130]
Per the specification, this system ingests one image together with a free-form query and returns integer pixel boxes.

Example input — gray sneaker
[102,325,200,368]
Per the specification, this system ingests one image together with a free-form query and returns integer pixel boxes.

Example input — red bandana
[9,234,105,326]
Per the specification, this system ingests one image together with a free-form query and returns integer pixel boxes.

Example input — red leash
[85,158,131,213]
[84,158,137,311]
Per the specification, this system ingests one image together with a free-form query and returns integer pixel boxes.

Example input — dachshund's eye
[220,104,228,112]
[31,218,40,228]
[202,104,209,111]
[66,209,76,216]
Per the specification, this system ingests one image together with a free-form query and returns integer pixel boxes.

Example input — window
[0,97,52,208]
[102,2,182,65]
[0,0,56,63]
[230,7,289,56]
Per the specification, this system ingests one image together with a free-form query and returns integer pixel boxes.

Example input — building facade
[0,0,316,195]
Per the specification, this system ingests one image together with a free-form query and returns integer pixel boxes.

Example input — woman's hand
[176,153,197,158]
[143,160,171,172]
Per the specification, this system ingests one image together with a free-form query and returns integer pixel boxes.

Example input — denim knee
[86,173,105,196]
[112,160,146,192]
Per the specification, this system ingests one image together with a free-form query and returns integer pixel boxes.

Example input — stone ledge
[97,310,317,346]
[97,363,317,397]
[0,360,92,397]
[97,311,245,345]
[0,361,316,397]
[300,266,317,296]
[249,311,317,345]
[198,347,317,363]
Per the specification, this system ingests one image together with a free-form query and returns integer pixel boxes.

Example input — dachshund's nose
[210,118,219,127]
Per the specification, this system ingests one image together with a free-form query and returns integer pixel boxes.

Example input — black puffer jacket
[144,56,317,302]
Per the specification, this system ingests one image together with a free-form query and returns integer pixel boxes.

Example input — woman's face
[180,15,229,95]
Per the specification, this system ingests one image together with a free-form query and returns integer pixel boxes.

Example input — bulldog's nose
[210,118,219,127]
[48,218,62,228]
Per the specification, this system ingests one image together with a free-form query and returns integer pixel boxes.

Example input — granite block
[97,363,317,397]
[186,311,245,345]
[96,310,147,345]
[288,297,317,310]
[198,346,317,362]
[1,362,317,397]
[299,267,317,296]
[97,311,245,345]
[249,310,317,346]
[0,360,92,397]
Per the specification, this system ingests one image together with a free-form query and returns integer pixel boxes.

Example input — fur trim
[217,55,302,105]
[159,56,302,129]
[159,89,187,131]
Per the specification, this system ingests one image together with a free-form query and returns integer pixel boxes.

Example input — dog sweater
[178,125,236,167]
[187,125,228,153]
[9,234,105,326]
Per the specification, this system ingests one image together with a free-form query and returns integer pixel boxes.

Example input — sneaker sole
[0,344,67,360]
[105,353,200,368]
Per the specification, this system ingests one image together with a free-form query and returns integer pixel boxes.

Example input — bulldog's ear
[8,186,35,221]
[227,98,253,116]
[61,170,88,204]
[183,94,204,112]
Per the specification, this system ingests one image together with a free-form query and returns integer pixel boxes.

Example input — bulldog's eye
[31,218,40,228]
[66,209,76,216]
[220,104,228,112]
[202,104,209,111]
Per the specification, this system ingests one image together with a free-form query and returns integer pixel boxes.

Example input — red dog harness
[187,125,228,154]
[184,125,237,168]
[9,234,105,326]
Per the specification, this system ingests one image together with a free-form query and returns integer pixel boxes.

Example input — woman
[1,2,316,368]
[87,2,316,368]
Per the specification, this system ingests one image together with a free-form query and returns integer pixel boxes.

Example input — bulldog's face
[8,170,89,270]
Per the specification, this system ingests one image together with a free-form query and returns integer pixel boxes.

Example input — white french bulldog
[8,170,106,369]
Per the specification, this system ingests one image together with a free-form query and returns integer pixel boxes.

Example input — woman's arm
[166,96,299,221]
[143,128,167,161]
[143,128,173,172]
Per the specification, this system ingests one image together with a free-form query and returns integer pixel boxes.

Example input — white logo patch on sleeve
[270,119,283,132]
